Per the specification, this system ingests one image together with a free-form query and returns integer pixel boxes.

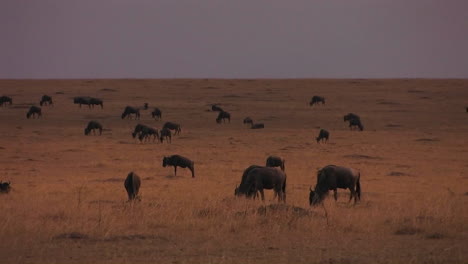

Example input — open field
[0,79,467,263]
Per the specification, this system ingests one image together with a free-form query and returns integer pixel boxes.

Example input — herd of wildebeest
[8,91,455,207]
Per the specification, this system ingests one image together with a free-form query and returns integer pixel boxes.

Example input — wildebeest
[309,96,325,106]
[0,96,12,106]
[89,98,103,108]
[151,108,162,120]
[138,127,159,143]
[251,123,264,129]
[131,124,150,138]
[73,96,91,107]
[343,113,360,122]
[266,156,285,171]
[236,166,286,202]
[26,106,41,119]
[159,127,172,143]
[316,129,329,143]
[121,106,140,119]
[211,104,224,112]
[243,117,253,125]
[344,113,363,131]
[40,95,53,106]
[0,181,11,194]
[216,111,231,123]
[84,121,103,135]
[162,155,194,177]
[309,165,361,206]
[163,122,181,135]
[234,165,264,197]
[124,172,141,201]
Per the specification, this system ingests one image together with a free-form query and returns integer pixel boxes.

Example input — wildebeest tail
[356,173,361,200]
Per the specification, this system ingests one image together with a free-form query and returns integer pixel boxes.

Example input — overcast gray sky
[1,0,467,79]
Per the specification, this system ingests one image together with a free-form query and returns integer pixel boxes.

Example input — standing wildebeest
[316,129,329,143]
[73,96,91,107]
[26,106,42,119]
[159,127,172,143]
[309,96,325,106]
[211,104,224,112]
[84,121,103,135]
[266,156,285,171]
[138,127,159,143]
[343,113,360,122]
[243,117,253,125]
[309,165,361,206]
[0,181,11,194]
[251,123,264,129]
[216,111,231,123]
[124,172,141,201]
[89,98,103,108]
[132,124,150,138]
[121,106,140,119]
[344,113,364,131]
[163,155,194,177]
[151,108,162,120]
[236,167,286,202]
[234,165,264,197]
[163,122,181,135]
[40,95,53,106]
[0,96,12,106]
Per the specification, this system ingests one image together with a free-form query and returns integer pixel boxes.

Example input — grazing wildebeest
[266,156,285,171]
[159,127,172,143]
[162,155,194,177]
[211,104,224,112]
[343,113,360,122]
[236,167,286,202]
[121,106,140,119]
[73,96,91,107]
[309,96,325,106]
[251,123,264,129]
[131,124,150,138]
[151,108,162,120]
[39,95,53,106]
[26,106,42,119]
[84,121,103,135]
[0,96,12,106]
[138,127,159,143]
[216,111,231,123]
[309,165,361,206]
[234,165,264,197]
[316,129,329,143]
[344,113,363,131]
[89,98,103,108]
[243,117,253,125]
[124,172,141,201]
[163,122,181,135]
[0,181,11,194]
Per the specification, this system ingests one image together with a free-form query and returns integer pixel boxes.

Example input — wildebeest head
[121,112,126,119]
[162,157,169,167]
[309,187,317,206]
[216,117,222,124]
[84,128,90,135]
[0,181,11,193]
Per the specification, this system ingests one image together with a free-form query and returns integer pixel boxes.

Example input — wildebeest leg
[349,187,357,203]
[190,166,194,178]
[174,166,177,176]
[333,189,338,201]
[259,189,265,201]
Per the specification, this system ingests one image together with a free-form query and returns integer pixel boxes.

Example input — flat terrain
[0,79,467,264]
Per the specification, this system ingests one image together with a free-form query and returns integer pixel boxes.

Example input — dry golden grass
[0,79,467,263]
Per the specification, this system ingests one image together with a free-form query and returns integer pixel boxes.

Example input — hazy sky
[1,0,467,79]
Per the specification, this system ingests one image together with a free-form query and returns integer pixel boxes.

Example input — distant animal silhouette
[163,155,194,177]
[344,113,364,131]
[309,165,361,206]
[159,127,172,143]
[251,123,264,129]
[216,111,231,123]
[39,95,53,106]
[26,106,41,119]
[121,106,140,119]
[211,104,224,112]
[151,108,162,120]
[73,97,103,108]
[0,181,11,194]
[0,96,12,106]
[309,96,325,106]
[243,117,253,125]
[124,172,141,201]
[84,121,103,135]
[163,122,181,135]
[316,129,329,143]
[266,156,285,171]
[89,98,103,108]
[138,127,159,143]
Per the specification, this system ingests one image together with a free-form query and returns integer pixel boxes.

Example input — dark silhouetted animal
[266,156,285,171]
[0,181,11,194]
[138,127,159,143]
[216,111,231,123]
[316,129,329,143]
[89,98,103,108]
[0,96,12,106]
[243,117,253,125]
[163,122,181,135]
[211,104,224,112]
[159,127,172,143]
[40,95,53,106]
[236,167,286,202]
[73,96,91,107]
[124,172,141,201]
[131,124,150,138]
[309,96,325,106]
[84,121,103,135]
[343,113,360,122]
[26,106,41,119]
[121,106,140,119]
[309,165,361,206]
[251,123,264,129]
[163,155,194,177]
[344,113,363,131]
[151,108,162,120]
